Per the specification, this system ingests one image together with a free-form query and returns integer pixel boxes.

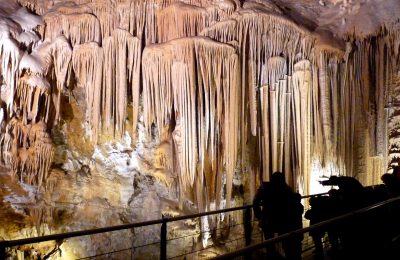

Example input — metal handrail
[1,218,164,248]
[0,192,328,247]
[301,192,328,199]
[0,191,330,259]
[213,195,400,259]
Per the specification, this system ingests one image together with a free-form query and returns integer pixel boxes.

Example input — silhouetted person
[322,176,373,257]
[253,180,279,258]
[253,172,303,260]
[289,192,304,260]
[326,189,341,253]
[392,166,400,181]
[382,173,399,197]
[305,196,331,258]
[382,168,400,197]
[381,169,400,249]
[321,175,367,211]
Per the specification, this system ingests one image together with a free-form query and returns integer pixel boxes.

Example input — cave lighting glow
[59,243,77,260]
[309,159,339,195]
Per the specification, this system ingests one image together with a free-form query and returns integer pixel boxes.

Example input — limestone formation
[2,0,400,202]
[0,0,400,257]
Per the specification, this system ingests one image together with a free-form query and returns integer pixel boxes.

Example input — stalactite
[259,56,289,180]
[17,0,53,15]
[72,29,141,141]
[16,74,50,125]
[123,0,147,39]
[86,1,117,40]
[201,9,314,190]
[157,3,207,43]
[260,85,270,181]
[26,0,238,47]
[315,51,337,166]
[19,52,45,76]
[206,0,236,24]
[0,33,21,116]
[292,59,312,195]
[336,39,386,184]
[101,29,141,137]
[17,31,40,49]
[143,37,239,208]
[375,38,387,157]
[72,42,102,141]
[4,0,400,214]
[200,19,238,45]
[1,118,20,166]
[30,130,54,188]
[43,11,101,47]
[49,36,73,123]
[0,23,56,189]
[5,116,53,188]
[261,56,287,87]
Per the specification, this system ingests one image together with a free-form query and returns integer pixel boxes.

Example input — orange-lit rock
[0,0,399,258]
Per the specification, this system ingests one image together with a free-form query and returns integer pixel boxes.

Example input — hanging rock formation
[142,37,239,209]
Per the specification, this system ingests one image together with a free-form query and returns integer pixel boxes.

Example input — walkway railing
[214,195,400,259]
[0,192,328,259]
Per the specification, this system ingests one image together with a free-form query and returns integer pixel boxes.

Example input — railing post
[243,207,253,260]
[244,207,252,246]
[0,241,7,260]
[160,216,167,260]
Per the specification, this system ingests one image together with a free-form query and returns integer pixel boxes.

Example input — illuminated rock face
[0,0,400,256]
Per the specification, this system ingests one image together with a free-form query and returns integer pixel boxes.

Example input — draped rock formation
[1,1,400,259]
[142,37,239,209]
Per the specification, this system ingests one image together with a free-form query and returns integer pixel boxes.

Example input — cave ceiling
[272,0,400,38]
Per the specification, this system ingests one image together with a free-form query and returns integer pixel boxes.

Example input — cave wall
[0,0,400,257]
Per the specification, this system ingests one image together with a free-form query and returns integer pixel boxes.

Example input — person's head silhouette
[393,166,400,180]
[271,172,285,186]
